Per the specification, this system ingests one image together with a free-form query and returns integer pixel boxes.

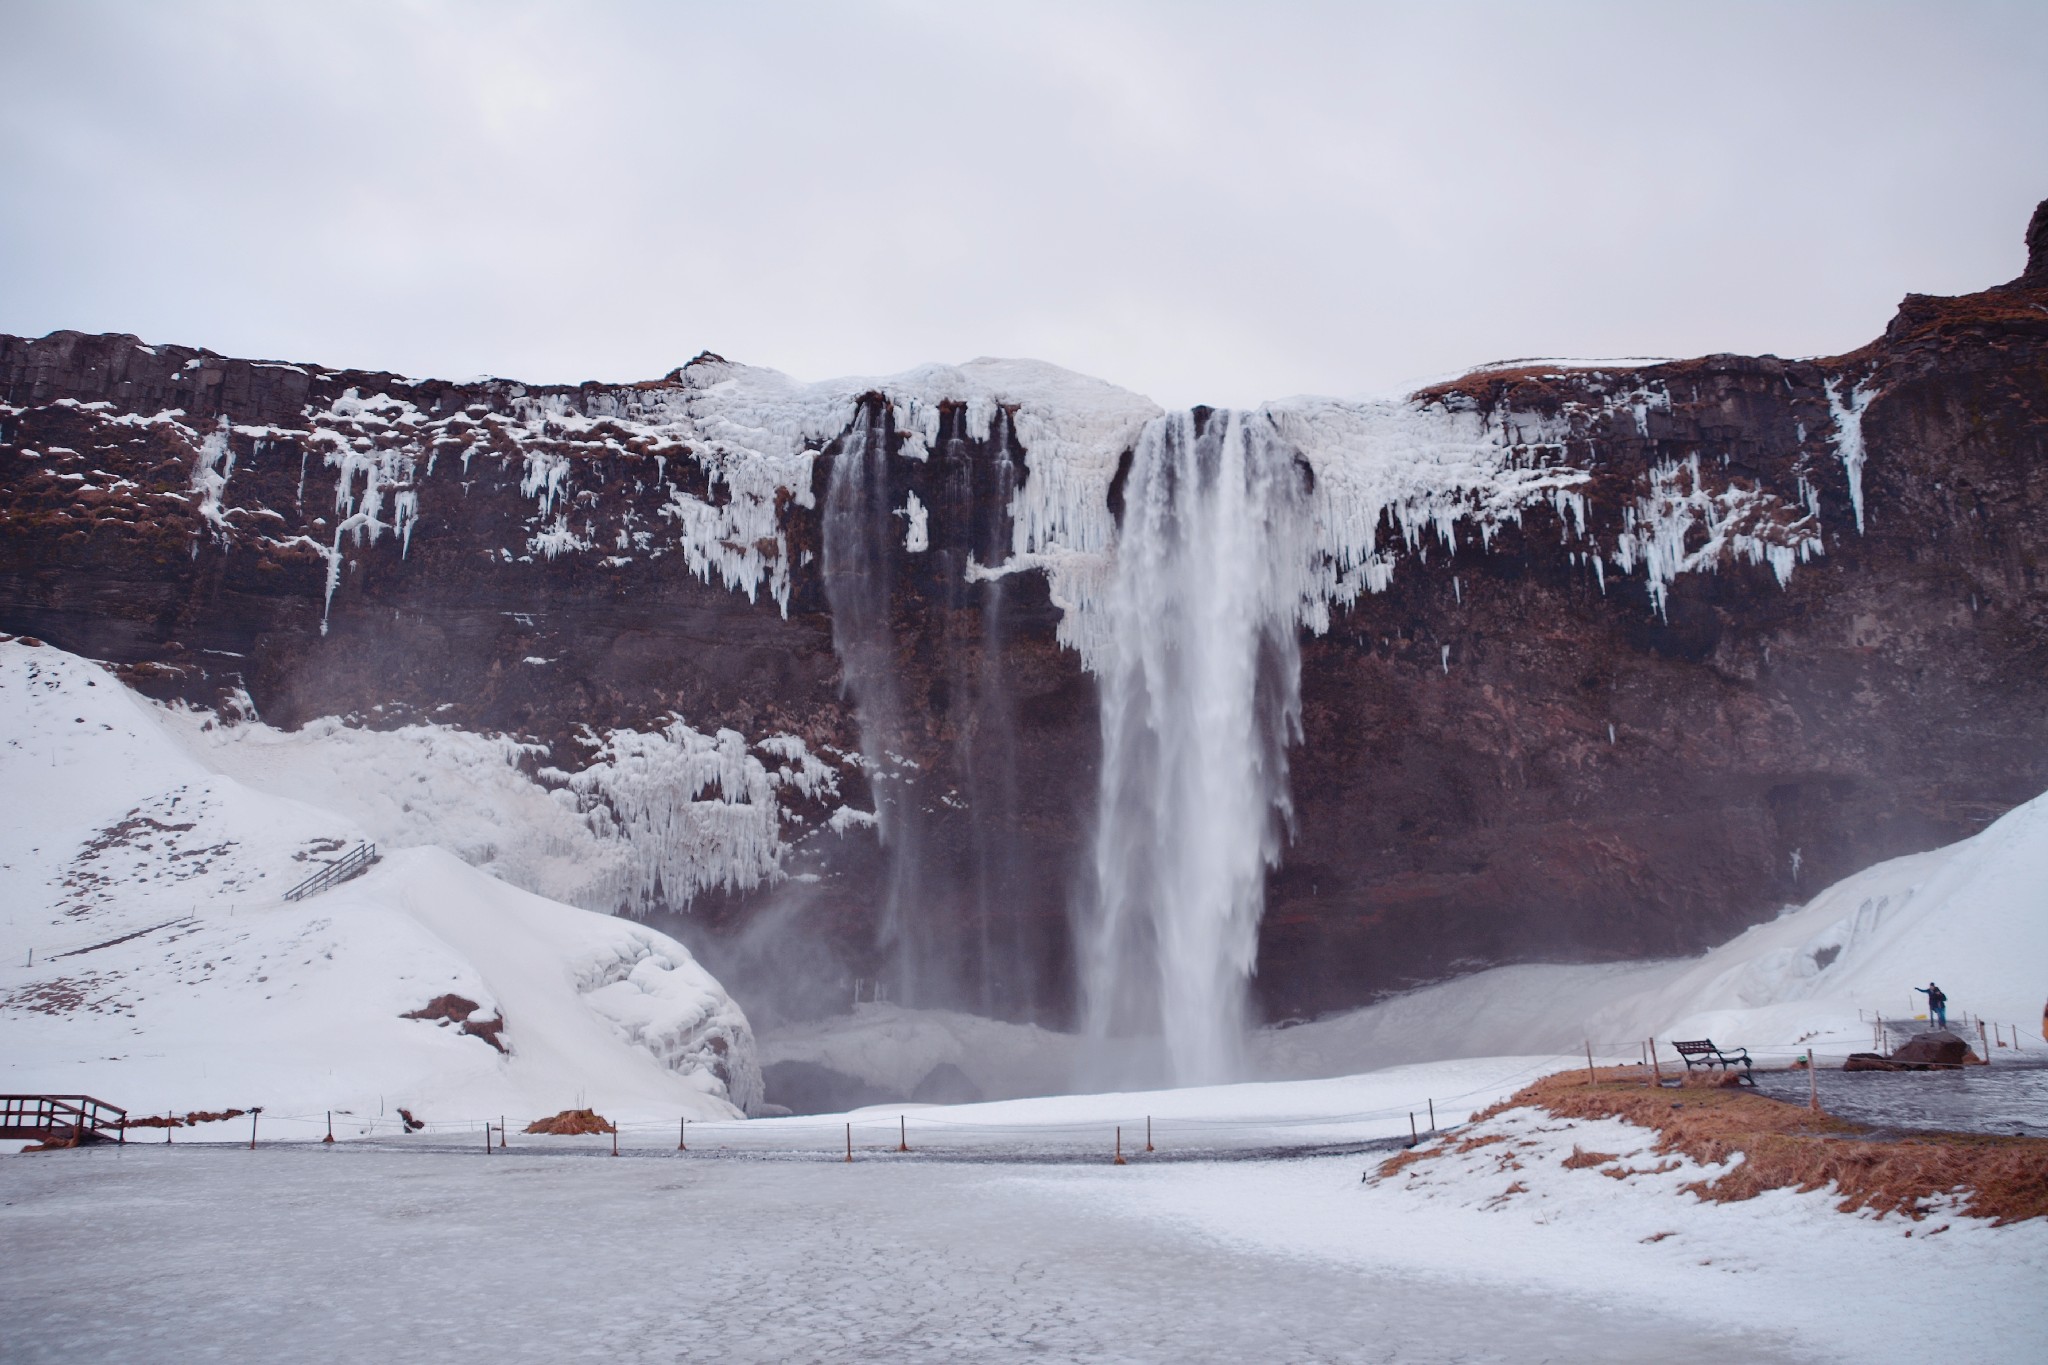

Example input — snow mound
[0,637,761,1129]
[1272,789,2048,1074]
[1589,789,2048,1055]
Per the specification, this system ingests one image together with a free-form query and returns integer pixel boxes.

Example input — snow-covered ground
[0,1143,1819,1365]
[0,637,763,1131]
[4,1104,2040,1364]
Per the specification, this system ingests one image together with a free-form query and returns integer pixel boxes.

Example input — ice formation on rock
[1826,375,1877,535]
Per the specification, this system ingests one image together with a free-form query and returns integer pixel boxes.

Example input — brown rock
[4,203,2047,1025]
[1889,1030,1982,1068]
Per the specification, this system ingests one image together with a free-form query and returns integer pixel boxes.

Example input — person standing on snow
[1915,981,1948,1028]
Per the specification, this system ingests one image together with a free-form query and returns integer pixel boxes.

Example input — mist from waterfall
[949,414,1037,1019]
[822,414,928,1002]
[822,406,1041,1019]
[1081,408,1310,1087]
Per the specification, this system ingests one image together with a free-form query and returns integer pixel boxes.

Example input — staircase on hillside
[283,841,380,902]
[0,1095,127,1147]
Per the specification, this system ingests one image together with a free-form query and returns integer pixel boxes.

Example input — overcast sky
[3,1,2045,409]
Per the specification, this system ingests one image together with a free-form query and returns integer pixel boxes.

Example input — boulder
[1884,1031,1982,1069]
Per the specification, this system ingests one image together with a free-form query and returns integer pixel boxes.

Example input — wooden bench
[1671,1039,1753,1082]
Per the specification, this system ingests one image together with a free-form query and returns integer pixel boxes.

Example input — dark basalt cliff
[4,203,2045,1027]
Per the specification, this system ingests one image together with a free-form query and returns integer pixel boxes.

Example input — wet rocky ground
[1752,1055,2048,1138]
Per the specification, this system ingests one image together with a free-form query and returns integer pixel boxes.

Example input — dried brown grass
[1561,1145,1619,1170]
[1504,1067,2048,1225]
[524,1108,615,1136]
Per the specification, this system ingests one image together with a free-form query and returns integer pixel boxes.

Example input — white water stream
[1081,409,1312,1085]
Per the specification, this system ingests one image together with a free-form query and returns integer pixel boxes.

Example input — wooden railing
[0,1094,128,1145]
[284,842,379,902]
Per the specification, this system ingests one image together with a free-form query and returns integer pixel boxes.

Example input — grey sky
[3,1,2045,410]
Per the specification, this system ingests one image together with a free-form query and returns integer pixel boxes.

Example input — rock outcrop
[4,202,2045,1028]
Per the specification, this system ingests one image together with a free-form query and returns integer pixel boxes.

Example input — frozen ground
[7,1102,2042,1365]
[0,1145,1810,1364]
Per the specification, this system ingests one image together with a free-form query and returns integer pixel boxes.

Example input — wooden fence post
[1584,1041,1596,1086]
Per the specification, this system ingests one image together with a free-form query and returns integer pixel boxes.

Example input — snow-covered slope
[0,636,761,1130]
[1587,792,2048,1055]
[1267,789,2048,1074]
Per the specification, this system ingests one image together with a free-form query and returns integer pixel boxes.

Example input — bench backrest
[1671,1040,1719,1056]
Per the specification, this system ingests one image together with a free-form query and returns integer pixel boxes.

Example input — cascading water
[1081,408,1311,1086]
[947,412,1036,1018]
[822,413,928,1002]
[822,405,1038,1017]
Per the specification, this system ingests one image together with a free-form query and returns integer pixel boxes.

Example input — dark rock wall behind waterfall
[3,203,2045,1026]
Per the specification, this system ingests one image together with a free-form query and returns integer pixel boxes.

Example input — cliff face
[4,205,2045,1028]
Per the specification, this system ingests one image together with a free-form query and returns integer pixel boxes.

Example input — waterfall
[823,406,1038,1017]
[1081,408,1310,1086]
[821,413,928,1001]
[952,414,1035,1018]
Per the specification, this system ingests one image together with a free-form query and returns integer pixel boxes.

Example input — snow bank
[0,638,761,1128]
[1271,789,2048,1074]
[1588,789,2048,1057]
[1051,1099,2047,1365]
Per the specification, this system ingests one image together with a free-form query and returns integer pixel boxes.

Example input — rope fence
[78,1017,2038,1159]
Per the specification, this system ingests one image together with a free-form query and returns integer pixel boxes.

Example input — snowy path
[1,1145,1809,1364]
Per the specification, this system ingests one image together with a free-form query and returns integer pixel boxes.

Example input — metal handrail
[0,1093,128,1144]
[283,842,379,902]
